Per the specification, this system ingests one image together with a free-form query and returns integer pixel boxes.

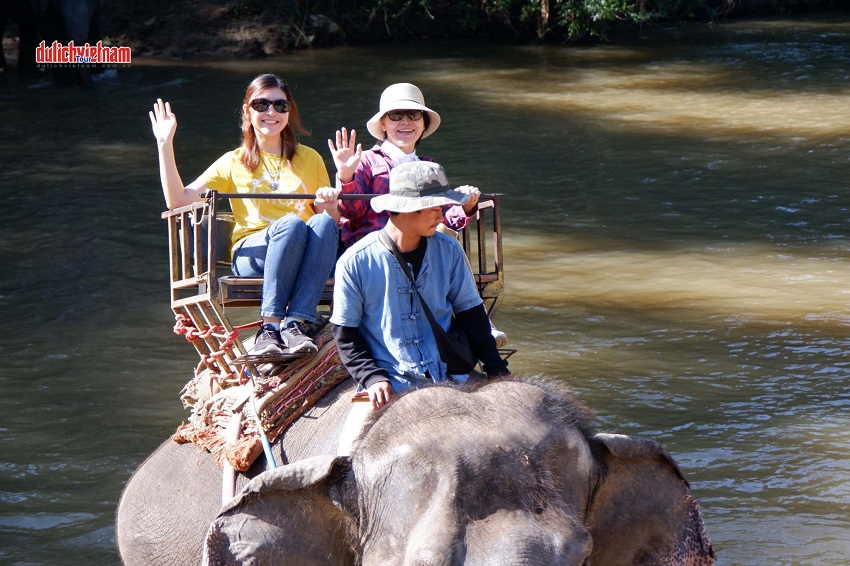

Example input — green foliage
[321,0,648,42]
[225,0,850,46]
[556,0,648,39]
[479,0,647,40]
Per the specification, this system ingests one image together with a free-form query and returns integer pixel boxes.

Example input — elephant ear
[202,454,357,566]
[586,433,716,566]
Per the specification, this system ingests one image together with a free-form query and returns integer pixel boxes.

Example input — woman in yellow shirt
[150,73,339,356]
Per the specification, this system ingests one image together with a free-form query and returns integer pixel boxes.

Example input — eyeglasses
[250,98,291,113]
[386,110,424,122]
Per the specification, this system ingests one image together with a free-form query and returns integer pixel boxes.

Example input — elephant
[117,378,358,565]
[117,378,715,565]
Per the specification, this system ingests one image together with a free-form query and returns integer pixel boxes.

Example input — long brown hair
[239,74,310,172]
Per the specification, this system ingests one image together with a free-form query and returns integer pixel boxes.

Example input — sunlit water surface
[1,16,849,565]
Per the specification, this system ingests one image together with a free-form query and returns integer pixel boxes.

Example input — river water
[1,15,849,565]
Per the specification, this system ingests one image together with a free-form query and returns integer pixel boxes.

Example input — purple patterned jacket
[337,146,474,249]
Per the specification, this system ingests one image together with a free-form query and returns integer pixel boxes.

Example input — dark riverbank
[3,0,849,65]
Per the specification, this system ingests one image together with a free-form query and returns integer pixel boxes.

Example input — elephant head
[203,379,715,565]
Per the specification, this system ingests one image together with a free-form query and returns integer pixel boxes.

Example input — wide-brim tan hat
[372,161,469,214]
[366,83,441,142]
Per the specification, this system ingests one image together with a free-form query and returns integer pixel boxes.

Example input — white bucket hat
[366,83,441,142]
[371,161,469,214]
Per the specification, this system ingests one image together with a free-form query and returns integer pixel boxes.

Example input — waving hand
[327,127,362,184]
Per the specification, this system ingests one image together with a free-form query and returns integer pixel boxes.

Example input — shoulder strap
[378,230,440,329]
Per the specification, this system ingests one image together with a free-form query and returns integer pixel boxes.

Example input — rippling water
[1,15,849,565]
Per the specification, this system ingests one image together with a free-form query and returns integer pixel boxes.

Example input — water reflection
[2,15,850,565]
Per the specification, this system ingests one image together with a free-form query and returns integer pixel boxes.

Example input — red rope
[232,319,262,331]
[173,312,253,384]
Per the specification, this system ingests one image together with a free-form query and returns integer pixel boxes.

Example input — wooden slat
[167,215,181,305]
[171,292,214,310]
[477,204,488,275]
[180,210,193,281]
[192,211,203,280]
[491,195,503,283]
[172,275,207,288]
[206,192,219,286]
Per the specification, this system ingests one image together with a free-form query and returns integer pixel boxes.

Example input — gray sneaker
[252,326,286,355]
[281,321,318,354]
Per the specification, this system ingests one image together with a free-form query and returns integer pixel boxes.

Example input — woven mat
[173,325,350,471]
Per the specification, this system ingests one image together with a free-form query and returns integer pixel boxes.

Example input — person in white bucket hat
[331,161,511,418]
[366,82,442,141]
[327,82,477,249]
[327,82,508,348]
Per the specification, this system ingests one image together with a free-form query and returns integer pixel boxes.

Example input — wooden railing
[162,191,505,378]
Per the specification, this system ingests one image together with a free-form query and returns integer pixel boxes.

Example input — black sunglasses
[386,110,424,122]
[250,98,291,113]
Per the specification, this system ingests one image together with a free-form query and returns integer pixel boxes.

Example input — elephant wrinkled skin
[118,378,715,565]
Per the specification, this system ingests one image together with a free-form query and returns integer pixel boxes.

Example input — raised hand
[149,98,177,145]
[327,127,362,183]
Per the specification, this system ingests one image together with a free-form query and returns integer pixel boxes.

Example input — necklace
[260,151,284,190]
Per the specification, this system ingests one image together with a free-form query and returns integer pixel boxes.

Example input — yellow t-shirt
[197,144,331,252]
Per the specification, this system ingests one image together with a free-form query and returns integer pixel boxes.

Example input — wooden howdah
[162,191,506,382]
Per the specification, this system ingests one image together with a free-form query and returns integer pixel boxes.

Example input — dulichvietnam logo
[35,40,131,67]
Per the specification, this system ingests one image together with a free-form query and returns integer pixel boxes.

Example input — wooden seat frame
[162,191,505,379]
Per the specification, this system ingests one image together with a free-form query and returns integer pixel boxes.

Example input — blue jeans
[232,213,338,322]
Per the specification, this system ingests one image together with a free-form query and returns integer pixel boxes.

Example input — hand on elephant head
[203,379,715,565]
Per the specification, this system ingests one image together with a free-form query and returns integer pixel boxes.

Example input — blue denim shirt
[331,230,483,384]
